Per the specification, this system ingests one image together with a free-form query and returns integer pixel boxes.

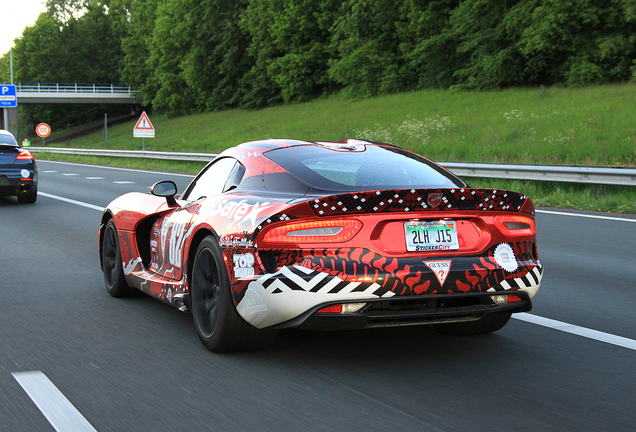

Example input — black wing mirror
[151,180,178,207]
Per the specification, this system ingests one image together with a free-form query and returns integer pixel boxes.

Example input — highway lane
[1,160,635,432]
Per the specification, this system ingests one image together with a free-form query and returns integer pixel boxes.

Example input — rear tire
[432,312,512,336]
[17,187,37,204]
[190,236,277,353]
[101,219,136,297]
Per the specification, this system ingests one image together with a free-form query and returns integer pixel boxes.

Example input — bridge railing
[11,83,139,94]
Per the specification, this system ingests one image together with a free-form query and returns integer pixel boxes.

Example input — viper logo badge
[427,192,443,208]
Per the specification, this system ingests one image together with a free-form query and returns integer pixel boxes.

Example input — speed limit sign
[36,123,51,138]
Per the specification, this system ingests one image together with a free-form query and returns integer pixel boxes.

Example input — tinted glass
[183,157,239,201]
[0,133,17,145]
[265,145,465,191]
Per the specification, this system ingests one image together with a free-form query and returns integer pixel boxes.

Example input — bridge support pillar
[2,108,19,138]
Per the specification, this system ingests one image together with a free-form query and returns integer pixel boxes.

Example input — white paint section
[536,209,636,223]
[62,173,79,176]
[513,313,636,351]
[38,192,104,212]
[238,266,386,328]
[85,177,104,180]
[12,371,98,432]
[113,181,135,184]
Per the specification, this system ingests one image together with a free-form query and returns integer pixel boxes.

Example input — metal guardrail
[28,147,636,187]
[12,82,139,95]
[442,162,636,187]
[29,147,213,162]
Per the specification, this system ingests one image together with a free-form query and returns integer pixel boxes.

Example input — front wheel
[101,219,136,297]
[432,312,512,336]
[190,236,277,352]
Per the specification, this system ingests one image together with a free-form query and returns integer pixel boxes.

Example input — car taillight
[262,219,362,244]
[494,215,535,236]
[16,151,34,160]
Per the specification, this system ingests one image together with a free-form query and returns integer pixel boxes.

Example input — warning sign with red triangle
[133,111,155,138]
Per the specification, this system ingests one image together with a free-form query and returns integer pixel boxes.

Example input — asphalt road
[1,160,635,432]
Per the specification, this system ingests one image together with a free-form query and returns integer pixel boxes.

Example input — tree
[14,1,131,133]
[328,0,409,98]
[240,0,340,105]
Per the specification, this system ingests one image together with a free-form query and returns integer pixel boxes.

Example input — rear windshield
[0,134,17,146]
[265,144,465,191]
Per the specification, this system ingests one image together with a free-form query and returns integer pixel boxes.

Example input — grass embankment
[36,84,636,213]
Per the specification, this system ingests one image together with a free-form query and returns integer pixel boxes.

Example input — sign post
[0,85,17,108]
[133,111,155,151]
[36,123,51,146]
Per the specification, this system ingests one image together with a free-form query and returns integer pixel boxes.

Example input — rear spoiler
[308,188,529,216]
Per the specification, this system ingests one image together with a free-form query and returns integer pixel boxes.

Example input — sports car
[0,130,38,203]
[99,139,542,352]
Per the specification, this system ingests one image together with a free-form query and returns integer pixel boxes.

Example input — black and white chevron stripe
[257,265,394,298]
[500,264,543,290]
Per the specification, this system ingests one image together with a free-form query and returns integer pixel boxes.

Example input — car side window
[182,158,241,201]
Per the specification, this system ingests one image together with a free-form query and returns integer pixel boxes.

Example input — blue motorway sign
[0,85,17,107]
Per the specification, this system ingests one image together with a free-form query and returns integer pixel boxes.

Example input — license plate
[404,221,459,252]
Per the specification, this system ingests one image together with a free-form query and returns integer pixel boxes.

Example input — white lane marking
[12,371,98,432]
[62,173,79,176]
[38,160,195,178]
[85,177,104,180]
[513,313,636,351]
[38,192,104,212]
[536,209,636,223]
[42,170,57,173]
[113,181,135,184]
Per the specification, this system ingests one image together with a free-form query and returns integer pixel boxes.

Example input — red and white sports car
[99,139,542,352]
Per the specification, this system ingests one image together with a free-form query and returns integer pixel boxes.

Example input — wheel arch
[185,227,219,292]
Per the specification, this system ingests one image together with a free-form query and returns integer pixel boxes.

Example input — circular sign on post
[36,123,51,138]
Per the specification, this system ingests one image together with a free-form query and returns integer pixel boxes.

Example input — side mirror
[151,180,178,207]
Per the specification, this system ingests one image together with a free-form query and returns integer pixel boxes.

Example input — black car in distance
[0,130,38,203]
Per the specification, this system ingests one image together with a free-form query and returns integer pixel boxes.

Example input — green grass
[33,83,636,213]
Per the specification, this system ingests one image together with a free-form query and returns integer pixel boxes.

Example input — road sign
[0,85,17,108]
[36,123,51,138]
[133,111,155,138]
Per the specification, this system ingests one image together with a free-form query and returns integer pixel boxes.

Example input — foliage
[8,0,636,118]
[240,0,340,105]
[13,0,131,133]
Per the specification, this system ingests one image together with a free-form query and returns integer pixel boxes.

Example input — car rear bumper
[236,263,542,329]
[0,175,36,197]
[287,291,532,331]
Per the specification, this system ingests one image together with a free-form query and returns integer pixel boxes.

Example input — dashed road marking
[85,177,104,180]
[62,173,79,176]
[113,181,135,184]
[38,159,195,177]
[12,371,98,432]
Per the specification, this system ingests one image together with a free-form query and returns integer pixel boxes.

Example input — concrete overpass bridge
[1,83,142,137]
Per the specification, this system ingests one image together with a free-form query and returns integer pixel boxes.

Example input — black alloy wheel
[102,219,135,297]
[190,236,277,353]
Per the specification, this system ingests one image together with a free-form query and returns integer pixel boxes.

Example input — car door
[149,157,243,280]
